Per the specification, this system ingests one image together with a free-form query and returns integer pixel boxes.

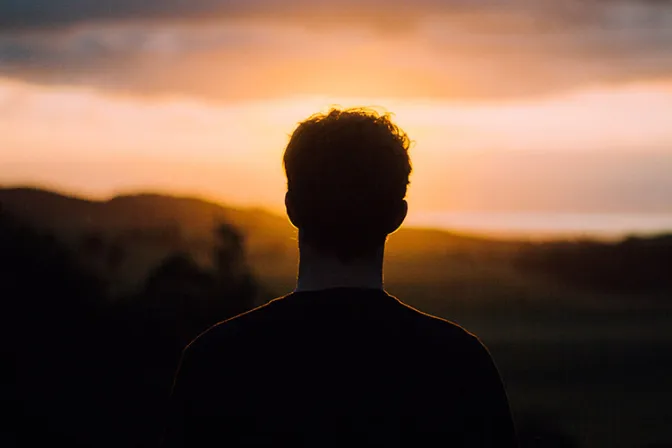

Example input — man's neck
[295,242,384,293]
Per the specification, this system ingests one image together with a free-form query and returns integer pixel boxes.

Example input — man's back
[164,288,517,447]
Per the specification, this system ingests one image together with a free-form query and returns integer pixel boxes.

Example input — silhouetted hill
[0,187,299,290]
[0,187,509,293]
[0,187,292,240]
[2,186,671,309]
[0,186,497,249]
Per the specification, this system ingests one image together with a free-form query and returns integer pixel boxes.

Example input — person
[162,108,517,447]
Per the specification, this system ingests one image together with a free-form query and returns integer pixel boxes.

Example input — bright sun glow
[1,78,672,224]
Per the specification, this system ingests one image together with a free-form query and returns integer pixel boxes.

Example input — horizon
[3,183,671,240]
[1,1,671,235]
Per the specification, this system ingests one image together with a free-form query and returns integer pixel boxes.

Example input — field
[2,187,671,447]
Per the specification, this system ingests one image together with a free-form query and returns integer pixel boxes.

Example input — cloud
[2,0,463,30]
[0,1,671,100]
[2,0,670,31]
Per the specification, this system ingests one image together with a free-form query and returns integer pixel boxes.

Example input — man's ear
[285,192,300,228]
[387,199,408,234]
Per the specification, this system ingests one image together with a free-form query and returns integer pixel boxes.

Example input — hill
[0,186,292,242]
[0,187,515,297]
[0,186,502,250]
[1,186,670,311]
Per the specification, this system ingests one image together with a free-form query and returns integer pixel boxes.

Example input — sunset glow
[1,0,672,235]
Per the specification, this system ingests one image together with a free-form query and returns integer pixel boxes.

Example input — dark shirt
[163,288,517,447]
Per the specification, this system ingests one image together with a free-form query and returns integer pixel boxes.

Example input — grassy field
[3,187,671,447]
[459,310,672,448]
[258,259,672,447]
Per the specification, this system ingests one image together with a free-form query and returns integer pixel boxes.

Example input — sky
[1,0,672,232]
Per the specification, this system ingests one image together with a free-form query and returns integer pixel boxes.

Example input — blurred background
[1,1,671,447]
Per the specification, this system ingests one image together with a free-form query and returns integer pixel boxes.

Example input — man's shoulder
[186,291,489,358]
[391,299,498,375]
[184,295,288,354]
[394,297,484,346]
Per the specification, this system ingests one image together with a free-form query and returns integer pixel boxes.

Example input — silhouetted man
[163,108,517,447]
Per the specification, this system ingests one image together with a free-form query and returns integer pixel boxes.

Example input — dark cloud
[0,0,671,100]
[0,0,464,30]
[1,0,670,30]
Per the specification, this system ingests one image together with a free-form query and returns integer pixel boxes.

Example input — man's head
[283,107,412,261]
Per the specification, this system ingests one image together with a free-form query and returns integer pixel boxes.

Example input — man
[163,108,517,447]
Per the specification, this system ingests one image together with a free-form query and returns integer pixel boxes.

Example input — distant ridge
[0,186,498,247]
[2,186,670,309]
[0,186,293,239]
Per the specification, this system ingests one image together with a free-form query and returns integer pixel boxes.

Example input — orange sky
[1,1,672,228]
[1,77,671,217]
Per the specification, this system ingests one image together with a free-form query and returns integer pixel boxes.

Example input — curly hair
[283,107,412,260]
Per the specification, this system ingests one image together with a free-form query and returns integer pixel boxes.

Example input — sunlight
[1,77,671,219]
